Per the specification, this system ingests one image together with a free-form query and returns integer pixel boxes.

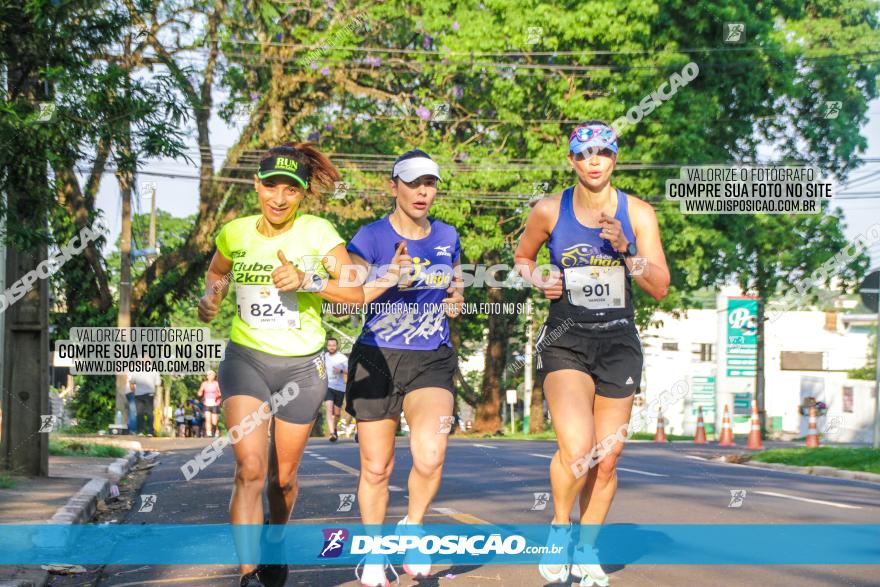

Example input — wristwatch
[621,241,637,257]
[302,273,327,292]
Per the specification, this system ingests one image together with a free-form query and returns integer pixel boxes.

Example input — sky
[87,91,880,274]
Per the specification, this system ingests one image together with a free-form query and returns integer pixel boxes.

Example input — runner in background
[322,337,348,442]
[514,121,670,585]
[188,398,203,438]
[197,142,363,587]
[174,403,186,437]
[198,369,222,438]
[345,150,464,586]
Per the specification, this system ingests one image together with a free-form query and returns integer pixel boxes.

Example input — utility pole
[147,182,157,255]
[1,62,51,475]
[523,297,533,433]
[756,298,766,436]
[873,307,880,448]
[115,34,134,430]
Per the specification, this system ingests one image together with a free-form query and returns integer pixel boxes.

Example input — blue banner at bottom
[0,524,878,565]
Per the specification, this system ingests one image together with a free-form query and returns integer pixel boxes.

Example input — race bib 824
[235,284,300,329]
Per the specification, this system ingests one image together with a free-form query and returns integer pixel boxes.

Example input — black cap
[257,146,311,188]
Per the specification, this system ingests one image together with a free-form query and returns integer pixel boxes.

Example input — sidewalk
[0,437,142,587]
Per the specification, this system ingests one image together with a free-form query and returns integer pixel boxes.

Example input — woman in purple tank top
[345,150,465,587]
[514,121,671,585]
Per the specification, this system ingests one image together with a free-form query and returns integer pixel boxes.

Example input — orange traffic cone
[654,408,668,442]
[806,406,820,448]
[746,400,763,450]
[694,406,707,444]
[718,405,735,446]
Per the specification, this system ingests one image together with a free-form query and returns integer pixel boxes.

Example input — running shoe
[538,523,572,583]
[396,516,430,577]
[239,569,265,587]
[329,432,338,442]
[256,564,288,587]
[355,554,399,586]
[571,545,609,587]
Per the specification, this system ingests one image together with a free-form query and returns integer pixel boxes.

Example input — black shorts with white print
[536,317,643,399]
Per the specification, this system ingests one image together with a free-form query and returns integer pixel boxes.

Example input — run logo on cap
[257,147,311,188]
[391,149,442,182]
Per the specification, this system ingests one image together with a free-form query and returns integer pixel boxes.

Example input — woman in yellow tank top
[197,143,363,587]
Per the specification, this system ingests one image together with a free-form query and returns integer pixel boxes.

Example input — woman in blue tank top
[514,121,671,585]
[345,149,465,587]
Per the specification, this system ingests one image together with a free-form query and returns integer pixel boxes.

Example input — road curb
[0,445,143,587]
[743,459,880,484]
[49,447,141,524]
[699,453,880,484]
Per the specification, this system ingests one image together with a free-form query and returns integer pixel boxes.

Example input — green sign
[734,391,752,415]
[726,298,758,377]
[691,375,716,430]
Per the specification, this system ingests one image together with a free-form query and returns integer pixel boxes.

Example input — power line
[78,166,880,202]
[216,39,880,61]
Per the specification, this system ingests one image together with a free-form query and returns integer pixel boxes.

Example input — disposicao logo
[319,528,349,558]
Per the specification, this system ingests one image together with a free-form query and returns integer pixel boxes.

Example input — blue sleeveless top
[547,186,636,323]
[346,216,461,350]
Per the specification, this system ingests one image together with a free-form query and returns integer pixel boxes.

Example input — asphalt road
[54,437,880,587]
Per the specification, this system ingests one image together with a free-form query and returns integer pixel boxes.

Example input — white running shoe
[396,516,431,577]
[571,545,609,587]
[538,523,572,583]
[355,555,399,587]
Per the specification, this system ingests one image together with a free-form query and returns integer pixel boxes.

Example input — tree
[848,326,877,381]
[1,0,126,463]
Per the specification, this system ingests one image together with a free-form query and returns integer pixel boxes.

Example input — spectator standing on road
[189,398,203,438]
[128,359,161,436]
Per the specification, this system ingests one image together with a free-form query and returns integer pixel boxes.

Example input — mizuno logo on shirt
[434,245,452,257]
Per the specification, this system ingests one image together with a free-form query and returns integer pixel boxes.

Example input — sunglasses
[570,125,616,143]
[573,147,616,161]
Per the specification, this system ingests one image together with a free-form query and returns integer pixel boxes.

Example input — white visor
[392,157,441,182]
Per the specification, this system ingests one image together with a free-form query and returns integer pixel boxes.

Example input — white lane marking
[753,490,862,510]
[472,444,498,449]
[528,453,667,477]
[315,456,328,460]
[432,507,457,515]
[617,467,668,477]
[389,485,404,492]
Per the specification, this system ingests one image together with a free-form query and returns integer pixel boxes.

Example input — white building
[639,288,877,442]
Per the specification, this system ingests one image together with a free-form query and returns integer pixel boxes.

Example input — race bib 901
[564,265,625,310]
[235,284,300,329]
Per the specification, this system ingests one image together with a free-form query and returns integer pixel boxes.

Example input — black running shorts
[536,318,643,399]
[345,342,457,421]
[325,387,345,408]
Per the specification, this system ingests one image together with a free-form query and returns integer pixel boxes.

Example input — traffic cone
[806,406,820,448]
[654,408,668,442]
[718,405,735,446]
[746,400,763,450]
[694,406,707,444]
